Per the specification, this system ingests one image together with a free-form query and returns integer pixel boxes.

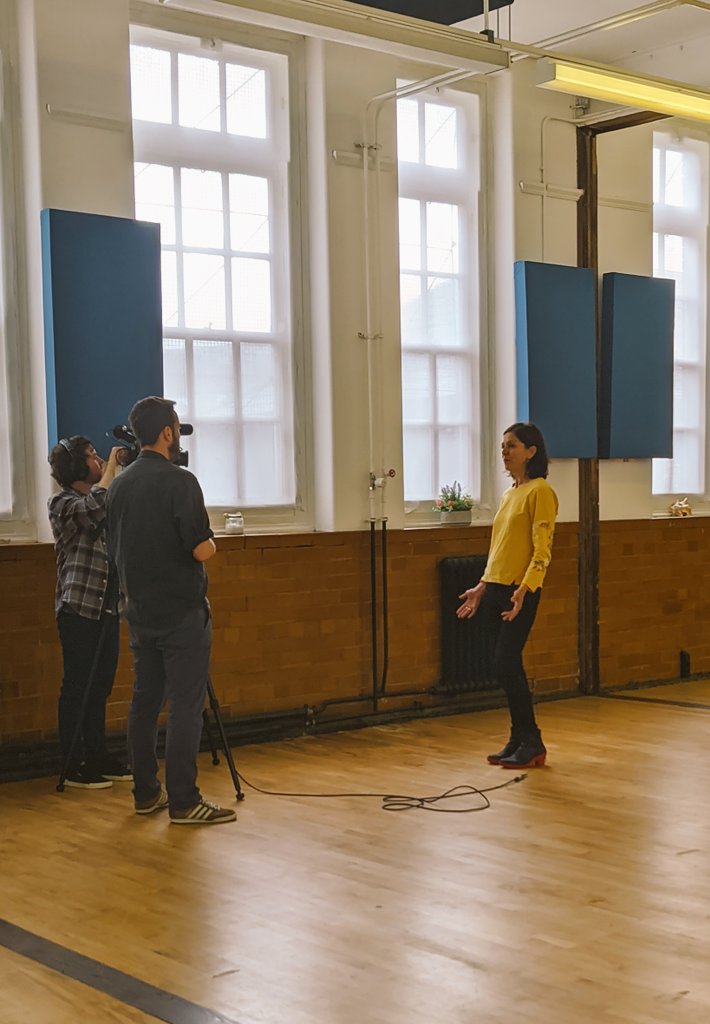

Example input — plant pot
[439,510,472,526]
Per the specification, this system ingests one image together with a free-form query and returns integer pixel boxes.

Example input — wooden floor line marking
[0,919,243,1024]
[602,694,710,711]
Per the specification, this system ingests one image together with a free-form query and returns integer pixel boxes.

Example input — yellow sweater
[482,477,558,593]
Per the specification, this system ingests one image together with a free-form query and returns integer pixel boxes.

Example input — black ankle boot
[499,732,546,768]
[487,735,521,765]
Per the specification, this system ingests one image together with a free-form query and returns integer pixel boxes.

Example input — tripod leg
[57,615,110,793]
[202,708,221,766]
[206,677,244,800]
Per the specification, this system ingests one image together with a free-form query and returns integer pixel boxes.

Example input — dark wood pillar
[576,127,600,696]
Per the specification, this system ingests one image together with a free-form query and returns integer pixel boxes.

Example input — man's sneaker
[169,798,237,825]
[100,760,133,782]
[65,768,113,790]
[135,786,169,815]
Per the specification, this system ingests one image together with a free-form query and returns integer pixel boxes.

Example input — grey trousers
[127,605,211,812]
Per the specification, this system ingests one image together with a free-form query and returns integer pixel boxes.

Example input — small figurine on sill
[669,497,693,517]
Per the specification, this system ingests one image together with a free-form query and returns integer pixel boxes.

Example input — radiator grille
[438,555,497,694]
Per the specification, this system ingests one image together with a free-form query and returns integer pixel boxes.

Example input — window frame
[394,76,493,527]
[0,4,33,540]
[130,9,313,532]
[651,124,710,512]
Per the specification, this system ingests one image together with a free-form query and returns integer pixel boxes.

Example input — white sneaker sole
[65,779,113,790]
[169,812,237,825]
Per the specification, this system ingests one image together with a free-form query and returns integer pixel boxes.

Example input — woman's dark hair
[129,396,176,446]
[504,422,549,479]
[48,435,93,488]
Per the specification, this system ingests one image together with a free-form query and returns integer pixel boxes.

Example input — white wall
[6,0,674,537]
[597,124,656,520]
[507,58,581,523]
[505,61,666,523]
[16,0,134,540]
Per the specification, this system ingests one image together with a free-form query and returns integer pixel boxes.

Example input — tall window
[0,21,27,530]
[130,30,297,508]
[652,132,709,496]
[396,89,482,504]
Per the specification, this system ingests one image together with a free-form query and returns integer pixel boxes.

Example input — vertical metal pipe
[380,519,389,694]
[370,520,379,711]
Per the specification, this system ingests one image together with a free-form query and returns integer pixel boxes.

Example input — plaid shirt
[48,487,116,620]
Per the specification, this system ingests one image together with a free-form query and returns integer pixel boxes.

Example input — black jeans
[480,583,542,738]
[127,605,212,813]
[57,609,120,770]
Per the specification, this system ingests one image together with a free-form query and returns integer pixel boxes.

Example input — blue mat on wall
[42,209,163,456]
[514,260,598,459]
[599,272,675,459]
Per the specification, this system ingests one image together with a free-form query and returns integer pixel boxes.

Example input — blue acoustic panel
[514,261,597,458]
[42,209,163,457]
[599,273,675,459]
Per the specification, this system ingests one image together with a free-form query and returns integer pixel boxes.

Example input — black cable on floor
[230,770,528,813]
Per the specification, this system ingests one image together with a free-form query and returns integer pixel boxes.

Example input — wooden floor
[614,677,710,704]
[2,687,710,1024]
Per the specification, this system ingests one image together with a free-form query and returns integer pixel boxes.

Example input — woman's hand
[501,584,529,622]
[456,582,486,619]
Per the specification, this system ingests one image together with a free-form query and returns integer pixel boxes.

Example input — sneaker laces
[200,799,222,811]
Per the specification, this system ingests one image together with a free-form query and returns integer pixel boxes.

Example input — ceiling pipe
[145,0,710,102]
[501,0,710,63]
[530,0,706,50]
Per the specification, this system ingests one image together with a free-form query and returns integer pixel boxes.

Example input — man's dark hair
[504,422,550,479]
[48,435,93,488]
[129,397,177,446]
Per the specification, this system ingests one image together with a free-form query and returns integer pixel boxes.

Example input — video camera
[111,423,194,468]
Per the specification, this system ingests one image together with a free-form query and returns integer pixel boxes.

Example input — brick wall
[5,514,700,747]
[599,517,710,687]
[0,523,577,746]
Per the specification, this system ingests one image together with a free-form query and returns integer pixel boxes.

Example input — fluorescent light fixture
[537,58,710,123]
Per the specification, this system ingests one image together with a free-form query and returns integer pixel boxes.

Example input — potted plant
[434,481,474,525]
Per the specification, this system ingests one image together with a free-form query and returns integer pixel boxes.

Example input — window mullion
[235,340,245,503]
[174,166,186,333]
[431,351,439,495]
[223,172,234,335]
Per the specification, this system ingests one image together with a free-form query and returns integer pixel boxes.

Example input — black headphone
[58,437,90,483]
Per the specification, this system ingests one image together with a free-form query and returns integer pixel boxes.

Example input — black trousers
[57,609,120,770]
[480,583,542,738]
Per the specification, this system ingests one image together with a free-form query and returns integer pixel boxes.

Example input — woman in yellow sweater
[456,422,558,769]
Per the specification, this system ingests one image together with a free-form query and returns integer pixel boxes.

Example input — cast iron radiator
[438,555,497,694]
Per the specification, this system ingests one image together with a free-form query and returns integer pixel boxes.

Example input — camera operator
[48,437,132,789]
[106,396,236,825]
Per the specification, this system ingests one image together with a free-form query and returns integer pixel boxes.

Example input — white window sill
[651,509,710,519]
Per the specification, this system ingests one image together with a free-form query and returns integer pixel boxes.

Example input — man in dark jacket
[107,396,236,825]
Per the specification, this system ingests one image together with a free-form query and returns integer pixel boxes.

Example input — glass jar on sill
[223,511,244,535]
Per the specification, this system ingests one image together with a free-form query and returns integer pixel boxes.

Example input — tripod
[57,628,244,801]
[202,677,244,801]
